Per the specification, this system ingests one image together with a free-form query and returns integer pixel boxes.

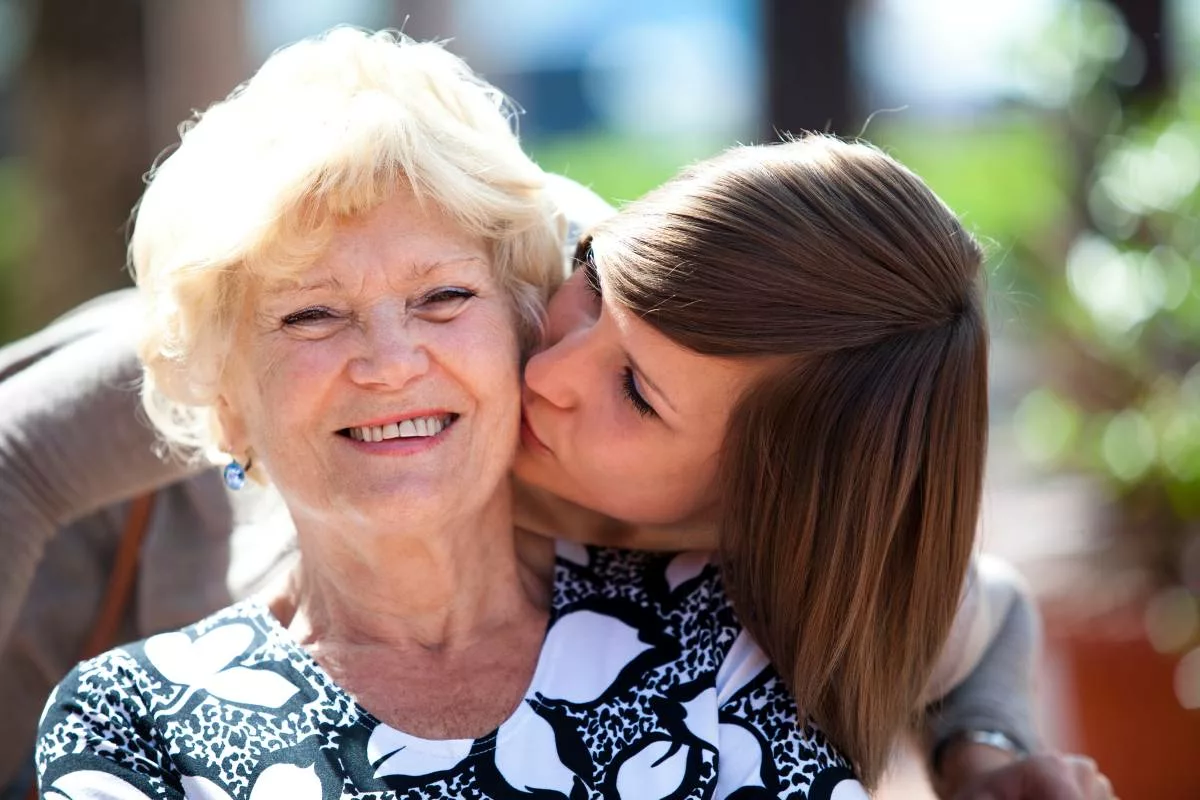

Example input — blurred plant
[0,159,33,344]
[1011,0,1200,710]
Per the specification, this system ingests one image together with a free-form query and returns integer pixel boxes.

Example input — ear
[215,392,250,458]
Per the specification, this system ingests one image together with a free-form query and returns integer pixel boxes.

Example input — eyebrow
[410,255,490,278]
[260,276,341,296]
[260,256,489,295]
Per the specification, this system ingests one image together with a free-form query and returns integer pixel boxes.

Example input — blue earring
[223,457,251,491]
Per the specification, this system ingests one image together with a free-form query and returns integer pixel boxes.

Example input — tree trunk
[144,0,248,157]
[15,0,148,332]
[1109,0,1169,102]
[763,0,859,140]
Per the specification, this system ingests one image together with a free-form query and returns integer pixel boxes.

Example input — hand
[949,753,1116,800]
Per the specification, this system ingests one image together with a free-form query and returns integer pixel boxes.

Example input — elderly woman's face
[217,190,521,531]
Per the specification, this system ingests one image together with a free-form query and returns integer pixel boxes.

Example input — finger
[1019,754,1087,799]
[1062,756,1106,800]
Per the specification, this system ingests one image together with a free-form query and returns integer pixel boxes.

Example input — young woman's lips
[519,410,551,455]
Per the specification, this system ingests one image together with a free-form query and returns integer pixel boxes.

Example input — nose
[525,268,603,409]
[523,318,594,410]
[346,304,430,389]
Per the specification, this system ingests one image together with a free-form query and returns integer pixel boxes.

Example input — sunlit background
[1,1,1198,796]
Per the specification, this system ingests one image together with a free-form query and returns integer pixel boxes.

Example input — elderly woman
[34,29,859,800]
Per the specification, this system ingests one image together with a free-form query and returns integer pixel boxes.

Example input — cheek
[578,420,723,525]
[231,339,349,454]
[448,304,523,416]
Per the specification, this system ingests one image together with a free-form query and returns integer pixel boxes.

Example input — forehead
[258,191,491,293]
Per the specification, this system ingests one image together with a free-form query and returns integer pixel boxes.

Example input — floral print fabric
[37,544,865,799]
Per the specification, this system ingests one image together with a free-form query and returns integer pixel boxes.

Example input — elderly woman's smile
[215,189,523,529]
[341,412,456,444]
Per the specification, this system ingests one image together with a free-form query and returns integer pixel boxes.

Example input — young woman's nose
[523,324,592,410]
[524,270,600,409]
[346,306,430,389]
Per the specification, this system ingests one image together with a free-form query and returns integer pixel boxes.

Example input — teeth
[352,415,449,442]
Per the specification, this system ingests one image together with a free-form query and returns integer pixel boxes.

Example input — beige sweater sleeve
[0,306,201,650]
[922,554,1040,754]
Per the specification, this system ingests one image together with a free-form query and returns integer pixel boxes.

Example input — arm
[923,556,1042,795]
[0,320,203,650]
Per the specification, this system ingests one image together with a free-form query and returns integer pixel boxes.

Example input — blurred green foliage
[528,133,722,207]
[1007,0,1200,596]
[872,115,1069,253]
[528,123,1069,257]
[0,158,32,344]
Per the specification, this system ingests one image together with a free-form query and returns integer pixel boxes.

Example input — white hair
[130,27,564,461]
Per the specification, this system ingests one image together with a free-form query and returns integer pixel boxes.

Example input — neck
[513,478,719,552]
[278,485,552,652]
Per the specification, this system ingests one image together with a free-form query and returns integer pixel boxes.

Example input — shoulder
[546,546,864,797]
[36,602,300,797]
[0,289,139,382]
[42,601,279,727]
[552,544,735,644]
[716,657,865,798]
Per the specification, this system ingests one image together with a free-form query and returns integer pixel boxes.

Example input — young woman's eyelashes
[622,368,656,418]
[576,251,660,419]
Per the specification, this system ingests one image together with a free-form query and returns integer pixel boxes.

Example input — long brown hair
[591,135,988,787]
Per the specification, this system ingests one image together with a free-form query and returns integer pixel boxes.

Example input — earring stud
[223,457,252,490]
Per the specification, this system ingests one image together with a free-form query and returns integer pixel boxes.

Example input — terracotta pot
[1044,600,1200,800]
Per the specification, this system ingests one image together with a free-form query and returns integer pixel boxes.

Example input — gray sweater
[0,292,296,787]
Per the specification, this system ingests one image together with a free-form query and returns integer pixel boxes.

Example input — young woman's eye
[622,367,657,418]
[281,306,336,326]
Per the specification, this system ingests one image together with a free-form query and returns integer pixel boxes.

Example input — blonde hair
[130,27,564,461]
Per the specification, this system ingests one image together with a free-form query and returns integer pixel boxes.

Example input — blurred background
[0,0,1198,796]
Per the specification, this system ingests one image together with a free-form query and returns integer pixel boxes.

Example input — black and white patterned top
[37,543,865,799]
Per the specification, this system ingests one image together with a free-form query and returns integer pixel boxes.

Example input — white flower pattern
[144,624,299,715]
[182,764,323,800]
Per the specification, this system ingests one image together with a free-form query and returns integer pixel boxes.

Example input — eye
[416,287,475,321]
[622,367,657,418]
[281,306,337,326]
[582,250,602,299]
